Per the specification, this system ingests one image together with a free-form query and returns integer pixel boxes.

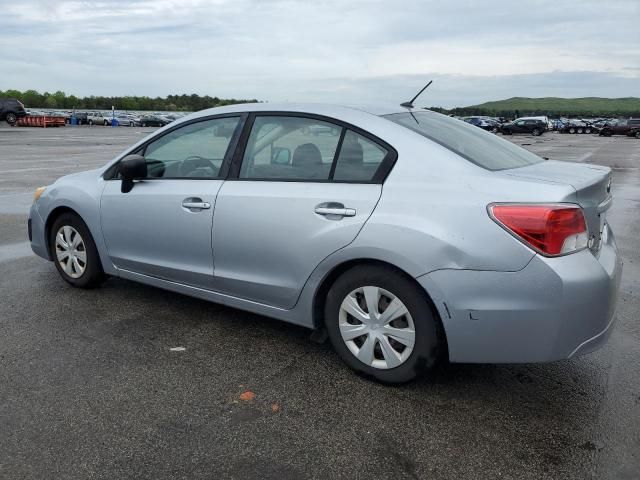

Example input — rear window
[384,111,544,171]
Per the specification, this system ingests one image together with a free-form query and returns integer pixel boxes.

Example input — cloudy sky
[1,0,638,107]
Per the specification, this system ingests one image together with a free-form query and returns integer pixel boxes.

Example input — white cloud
[0,0,638,106]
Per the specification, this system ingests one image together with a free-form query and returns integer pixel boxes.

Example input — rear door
[211,114,395,309]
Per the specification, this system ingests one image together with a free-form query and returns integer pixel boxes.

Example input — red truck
[599,119,640,138]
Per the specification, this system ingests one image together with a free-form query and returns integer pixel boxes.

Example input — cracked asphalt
[0,124,638,479]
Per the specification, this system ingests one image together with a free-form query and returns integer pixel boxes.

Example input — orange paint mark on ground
[239,391,256,402]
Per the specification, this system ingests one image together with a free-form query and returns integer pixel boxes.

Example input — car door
[513,120,526,133]
[211,114,395,309]
[100,115,244,288]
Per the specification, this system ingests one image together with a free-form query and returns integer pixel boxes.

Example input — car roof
[185,102,413,120]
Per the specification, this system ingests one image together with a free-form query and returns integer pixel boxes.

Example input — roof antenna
[400,80,433,108]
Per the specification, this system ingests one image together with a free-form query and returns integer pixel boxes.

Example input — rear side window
[385,111,544,171]
[240,116,340,181]
[333,130,387,182]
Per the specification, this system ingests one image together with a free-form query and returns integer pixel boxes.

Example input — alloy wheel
[55,225,87,279]
[338,286,415,369]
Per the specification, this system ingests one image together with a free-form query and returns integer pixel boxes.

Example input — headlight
[33,186,47,202]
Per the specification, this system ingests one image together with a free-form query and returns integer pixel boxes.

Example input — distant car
[28,103,622,383]
[501,118,546,136]
[139,115,170,127]
[68,112,89,125]
[599,119,640,138]
[114,115,141,127]
[87,113,112,126]
[559,120,595,134]
[463,116,500,133]
[0,98,27,125]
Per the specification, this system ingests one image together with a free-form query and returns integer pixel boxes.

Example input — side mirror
[271,146,291,165]
[119,154,147,193]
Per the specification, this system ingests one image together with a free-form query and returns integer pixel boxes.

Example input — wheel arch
[311,258,449,357]
[44,206,83,259]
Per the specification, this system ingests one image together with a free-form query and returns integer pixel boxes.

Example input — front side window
[239,116,341,180]
[143,117,240,178]
[385,111,544,171]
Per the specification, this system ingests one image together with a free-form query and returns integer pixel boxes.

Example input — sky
[1,0,639,108]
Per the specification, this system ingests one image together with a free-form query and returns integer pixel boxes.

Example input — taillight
[489,204,588,256]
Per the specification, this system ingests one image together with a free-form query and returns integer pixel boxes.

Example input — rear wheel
[532,128,541,136]
[577,128,583,134]
[569,127,576,134]
[585,128,592,134]
[50,213,105,289]
[325,265,443,383]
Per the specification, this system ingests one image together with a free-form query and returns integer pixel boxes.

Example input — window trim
[227,111,397,184]
[102,113,247,181]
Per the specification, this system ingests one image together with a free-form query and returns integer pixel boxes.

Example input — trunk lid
[501,160,612,253]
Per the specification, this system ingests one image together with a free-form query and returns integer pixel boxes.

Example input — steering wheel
[179,155,214,177]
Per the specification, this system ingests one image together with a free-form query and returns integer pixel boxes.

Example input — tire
[88,120,93,126]
[492,127,498,133]
[130,121,134,127]
[502,129,511,135]
[635,131,640,139]
[577,128,583,134]
[49,213,105,289]
[532,128,541,136]
[104,120,109,126]
[324,265,444,384]
[569,127,575,134]
[142,123,146,127]
[585,128,591,134]
[6,112,17,125]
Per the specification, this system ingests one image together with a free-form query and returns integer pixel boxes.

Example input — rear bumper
[419,222,623,363]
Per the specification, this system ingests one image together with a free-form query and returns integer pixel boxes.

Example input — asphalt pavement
[0,124,638,479]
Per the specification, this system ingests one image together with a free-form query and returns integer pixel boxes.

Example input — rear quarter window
[384,111,544,171]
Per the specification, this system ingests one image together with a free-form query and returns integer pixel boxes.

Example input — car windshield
[384,111,544,171]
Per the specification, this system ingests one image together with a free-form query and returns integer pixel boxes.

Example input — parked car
[599,119,640,138]
[139,115,170,127]
[28,104,622,383]
[501,118,547,136]
[67,112,89,125]
[559,120,595,134]
[0,98,27,125]
[87,112,112,126]
[114,115,141,127]
[463,116,500,133]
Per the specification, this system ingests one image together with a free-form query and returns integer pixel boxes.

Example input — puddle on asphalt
[0,241,33,263]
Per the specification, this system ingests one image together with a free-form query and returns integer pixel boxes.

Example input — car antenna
[400,80,433,108]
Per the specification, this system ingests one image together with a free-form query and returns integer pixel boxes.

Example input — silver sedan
[28,103,622,383]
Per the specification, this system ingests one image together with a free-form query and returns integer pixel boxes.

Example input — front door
[211,114,393,309]
[100,116,243,288]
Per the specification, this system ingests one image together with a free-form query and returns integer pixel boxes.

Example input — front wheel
[532,128,541,136]
[325,266,444,383]
[50,213,105,288]
[6,112,17,125]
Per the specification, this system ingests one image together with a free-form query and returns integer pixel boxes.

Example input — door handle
[182,198,211,210]
[314,206,356,217]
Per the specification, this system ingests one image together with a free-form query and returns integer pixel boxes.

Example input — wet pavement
[0,126,639,479]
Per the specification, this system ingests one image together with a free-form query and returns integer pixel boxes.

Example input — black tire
[532,128,541,136]
[325,265,444,384]
[130,121,134,127]
[6,112,17,125]
[569,127,575,134]
[49,213,105,289]
[635,131,640,139]
[142,122,146,127]
[88,120,93,126]
[585,128,591,134]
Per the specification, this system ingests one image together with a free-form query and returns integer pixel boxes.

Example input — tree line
[0,89,258,112]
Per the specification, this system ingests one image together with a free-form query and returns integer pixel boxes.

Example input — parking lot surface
[1,125,639,479]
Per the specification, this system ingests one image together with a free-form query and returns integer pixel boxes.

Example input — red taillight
[489,204,588,256]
